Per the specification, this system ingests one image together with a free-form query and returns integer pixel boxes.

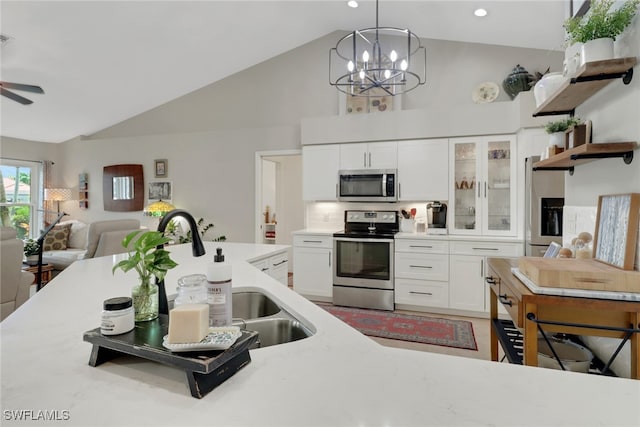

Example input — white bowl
[537,338,593,373]
[534,72,566,107]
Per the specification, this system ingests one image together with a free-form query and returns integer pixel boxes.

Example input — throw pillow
[43,223,72,251]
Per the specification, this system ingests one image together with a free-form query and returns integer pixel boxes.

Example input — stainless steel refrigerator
[524,156,565,256]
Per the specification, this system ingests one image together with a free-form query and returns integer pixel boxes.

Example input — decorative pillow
[58,219,88,249]
[42,223,72,251]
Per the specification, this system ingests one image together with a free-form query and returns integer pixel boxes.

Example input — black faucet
[156,209,206,314]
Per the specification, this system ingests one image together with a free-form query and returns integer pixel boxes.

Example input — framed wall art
[148,181,172,202]
[593,193,640,270]
[154,159,168,178]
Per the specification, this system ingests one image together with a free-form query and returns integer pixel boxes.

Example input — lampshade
[44,188,72,201]
[144,200,176,217]
[329,0,426,97]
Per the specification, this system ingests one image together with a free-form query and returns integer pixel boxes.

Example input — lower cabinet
[394,239,450,310]
[293,234,333,300]
[449,241,523,313]
[250,250,289,286]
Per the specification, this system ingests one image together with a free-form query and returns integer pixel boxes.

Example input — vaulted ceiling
[0,1,567,143]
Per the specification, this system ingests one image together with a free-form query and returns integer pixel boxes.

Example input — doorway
[255,150,304,269]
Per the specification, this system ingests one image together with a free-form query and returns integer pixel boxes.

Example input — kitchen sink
[241,318,312,348]
[231,290,313,348]
[232,291,282,319]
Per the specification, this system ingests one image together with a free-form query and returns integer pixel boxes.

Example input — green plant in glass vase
[112,230,177,322]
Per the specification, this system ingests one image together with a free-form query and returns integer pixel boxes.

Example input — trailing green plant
[165,217,226,244]
[564,0,640,44]
[23,239,40,257]
[544,117,582,134]
[112,230,178,284]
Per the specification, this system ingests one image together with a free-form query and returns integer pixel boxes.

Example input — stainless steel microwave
[338,169,397,202]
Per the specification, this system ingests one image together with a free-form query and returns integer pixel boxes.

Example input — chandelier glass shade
[329,0,426,97]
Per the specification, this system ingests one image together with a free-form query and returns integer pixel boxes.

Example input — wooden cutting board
[518,257,640,293]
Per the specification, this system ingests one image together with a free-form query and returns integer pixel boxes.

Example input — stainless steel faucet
[157,209,206,314]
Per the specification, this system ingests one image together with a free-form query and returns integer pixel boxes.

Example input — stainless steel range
[333,210,398,311]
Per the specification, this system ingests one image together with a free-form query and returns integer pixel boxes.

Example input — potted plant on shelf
[112,230,178,322]
[23,239,40,265]
[564,0,640,66]
[545,117,582,149]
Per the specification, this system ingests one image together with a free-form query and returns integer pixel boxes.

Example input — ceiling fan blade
[0,82,44,94]
[1,87,33,105]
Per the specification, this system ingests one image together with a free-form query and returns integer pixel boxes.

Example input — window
[0,159,42,239]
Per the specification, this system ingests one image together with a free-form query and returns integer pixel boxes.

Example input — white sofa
[42,219,142,270]
[1,227,34,321]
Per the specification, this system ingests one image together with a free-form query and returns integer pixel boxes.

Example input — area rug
[319,305,478,351]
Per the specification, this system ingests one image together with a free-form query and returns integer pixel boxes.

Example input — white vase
[549,132,565,148]
[563,42,583,77]
[581,38,614,65]
[533,72,566,107]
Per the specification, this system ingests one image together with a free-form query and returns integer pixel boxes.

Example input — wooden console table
[486,257,640,379]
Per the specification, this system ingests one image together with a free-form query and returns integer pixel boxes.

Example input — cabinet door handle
[261,267,269,272]
[272,260,287,267]
[303,240,322,243]
[409,245,433,249]
[329,252,331,267]
[368,152,371,167]
[485,276,496,285]
[499,294,513,306]
[484,181,487,198]
[399,182,402,198]
[335,183,338,198]
[409,265,433,269]
[363,152,367,168]
[478,182,481,198]
[472,247,499,251]
[410,291,433,296]
[480,259,484,277]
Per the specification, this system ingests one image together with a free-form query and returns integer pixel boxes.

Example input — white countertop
[395,231,524,243]
[2,242,639,426]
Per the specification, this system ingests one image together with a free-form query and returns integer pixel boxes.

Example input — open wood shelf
[533,57,637,117]
[533,141,636,173]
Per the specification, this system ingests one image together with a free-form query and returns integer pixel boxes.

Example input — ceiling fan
[0,81,44,105]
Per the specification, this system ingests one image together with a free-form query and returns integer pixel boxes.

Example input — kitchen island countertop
[1,242,638,426]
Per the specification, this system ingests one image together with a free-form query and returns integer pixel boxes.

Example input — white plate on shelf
[472,82,499,104]
[162,326,242,352]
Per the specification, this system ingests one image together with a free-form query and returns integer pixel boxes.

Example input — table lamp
[44,188,72,214]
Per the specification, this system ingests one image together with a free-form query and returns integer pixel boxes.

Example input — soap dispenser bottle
[205,247,232,326]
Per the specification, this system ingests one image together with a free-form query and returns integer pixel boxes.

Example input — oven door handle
[334,237,395,244]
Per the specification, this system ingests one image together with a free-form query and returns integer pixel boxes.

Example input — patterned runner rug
[319,305,477,351]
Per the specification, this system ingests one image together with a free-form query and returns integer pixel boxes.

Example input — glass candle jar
[174,274,208,306]
[101,297,134,335]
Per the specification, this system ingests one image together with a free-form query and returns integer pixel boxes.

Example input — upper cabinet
[302,144,340,201]
[339,141,397,170]
[449,135,517,236]
[397,139,449,201]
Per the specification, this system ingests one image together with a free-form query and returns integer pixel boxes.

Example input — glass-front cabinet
[449,135,516,236]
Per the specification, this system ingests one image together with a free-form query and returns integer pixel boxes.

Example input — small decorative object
[593,193,640,270]
[502,64,535,100]
[154,159,168,178]
[100,297,135,335]
[533,72,566,107]
[564,0,640,64]
[544,117,582,148]
[23,239,40,265]
[565,121,590,149]
[112,230,178,322]
[471,82,499,104]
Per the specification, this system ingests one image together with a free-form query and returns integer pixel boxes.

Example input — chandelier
[329,0,426,97]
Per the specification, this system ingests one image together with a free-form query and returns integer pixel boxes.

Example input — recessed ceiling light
[347,1,358,8]
[474,8,488,17]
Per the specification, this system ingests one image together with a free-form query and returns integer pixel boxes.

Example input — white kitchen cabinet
[394,238,449,310]
[449,135,517,236]
[397,139,449,201]
[449,240,522,313]
[302,144,340,201]
[250,251,289,286]
[293,234,333,301]
[339,141,397,170]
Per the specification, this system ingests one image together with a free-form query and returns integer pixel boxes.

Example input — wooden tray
[83,315,258,398]
[518,257,640,293]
